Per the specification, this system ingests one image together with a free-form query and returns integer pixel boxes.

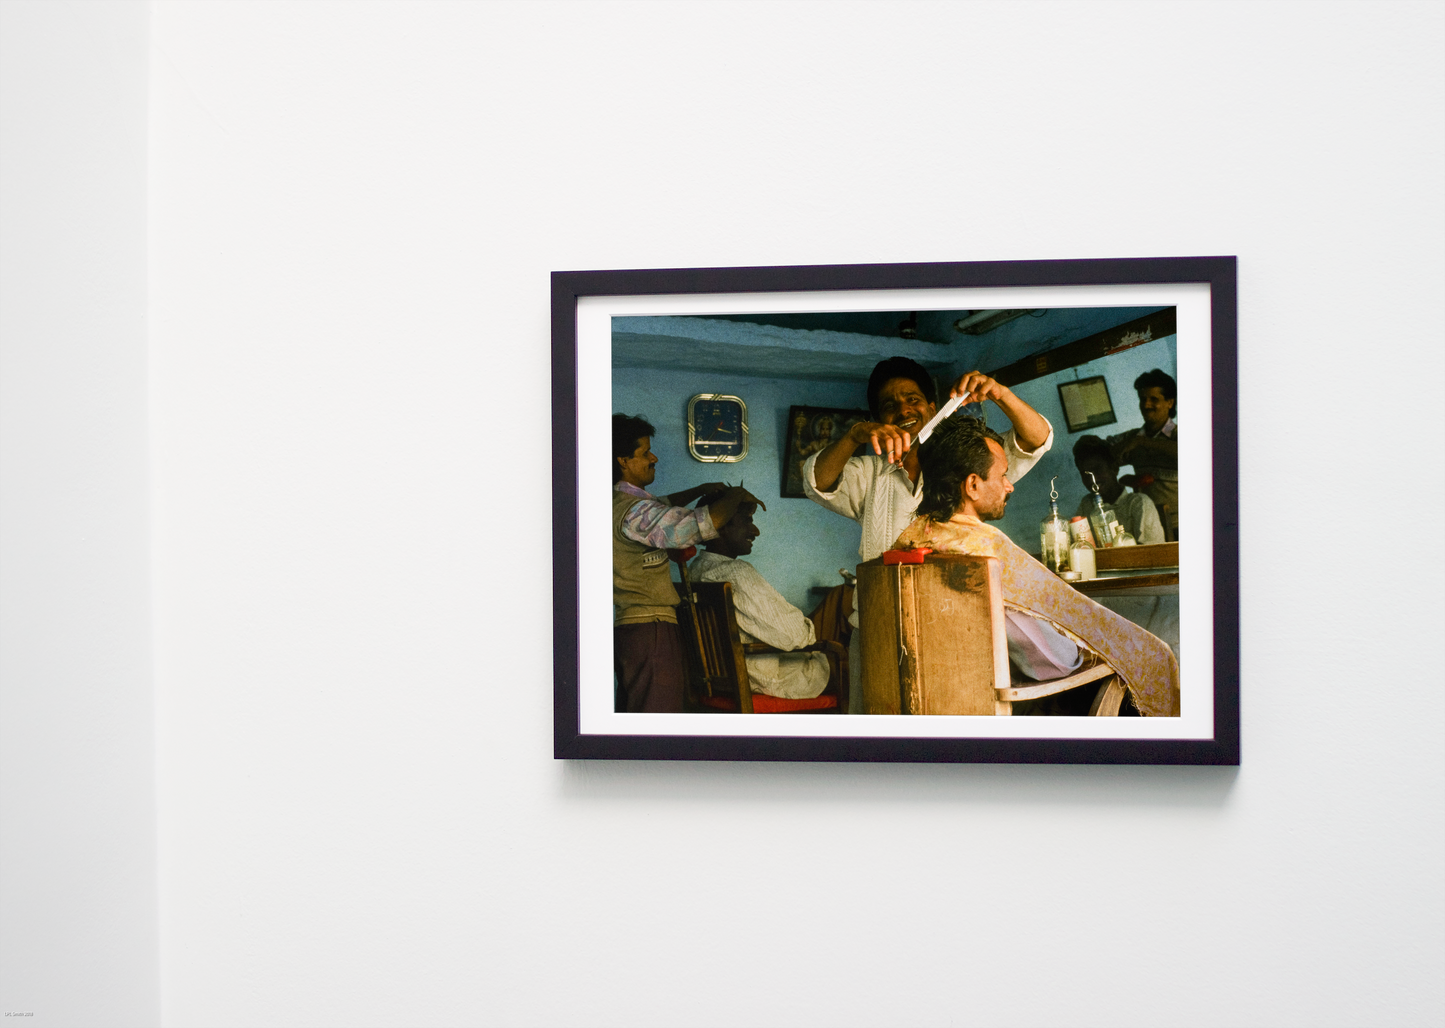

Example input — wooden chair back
[676,580,754,713]
[856,552,1123,716]
[856,553,1009,715]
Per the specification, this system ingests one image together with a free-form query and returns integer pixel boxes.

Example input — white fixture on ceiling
[954,309,1033,335]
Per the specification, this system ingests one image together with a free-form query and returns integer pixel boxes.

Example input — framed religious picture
[781,405,871,497]
[555,256,1239,764]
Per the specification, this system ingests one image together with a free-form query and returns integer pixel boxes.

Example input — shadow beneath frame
[558,757,1239,812]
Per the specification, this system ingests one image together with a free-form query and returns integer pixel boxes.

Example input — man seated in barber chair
[688,496,832,701]
[894,414,1179,717]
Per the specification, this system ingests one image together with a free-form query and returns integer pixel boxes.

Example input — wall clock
[687,394,748,463]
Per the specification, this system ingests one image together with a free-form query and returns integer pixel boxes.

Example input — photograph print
[558,258,1237,763]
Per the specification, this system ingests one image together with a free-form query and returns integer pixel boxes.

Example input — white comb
[913,394,967,446]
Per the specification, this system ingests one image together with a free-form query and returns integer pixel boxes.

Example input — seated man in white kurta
[688,500,830,700]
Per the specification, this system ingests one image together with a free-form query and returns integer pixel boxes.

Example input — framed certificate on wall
[1057,375,1118,434]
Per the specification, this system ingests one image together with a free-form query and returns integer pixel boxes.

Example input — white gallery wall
[1,3,159,1026]
[3,2,1442,1026]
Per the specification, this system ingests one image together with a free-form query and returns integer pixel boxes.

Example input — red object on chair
[882,547,932,565]
[699,691,837,713]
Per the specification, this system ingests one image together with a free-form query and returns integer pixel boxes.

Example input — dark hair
[612,413,655,482]
[1071,434,1114,467]
[915,414,1005,522]
[867,357,937,418]
[1133,368,1177,415]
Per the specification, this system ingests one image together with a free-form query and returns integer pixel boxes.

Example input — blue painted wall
[614,323,1177,597]
[982,335,1179,547]
[613,367,872,611]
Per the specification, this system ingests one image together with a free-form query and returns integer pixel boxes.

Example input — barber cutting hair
[802,357,1054,711]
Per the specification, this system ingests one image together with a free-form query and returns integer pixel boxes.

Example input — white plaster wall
[5,1,1443,1025]
[0,2,159,1024]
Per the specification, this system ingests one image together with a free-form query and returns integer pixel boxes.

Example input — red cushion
[700,693,838,713]
[753,693,837,713]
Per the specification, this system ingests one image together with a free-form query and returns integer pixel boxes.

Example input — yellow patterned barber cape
[894,514,1180,717]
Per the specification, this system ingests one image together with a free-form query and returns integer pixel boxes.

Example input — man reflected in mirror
[1106,368,1178,539]
[1072,435,1166,545]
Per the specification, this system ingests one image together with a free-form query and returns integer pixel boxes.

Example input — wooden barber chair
[855,551,1127,716]
[670,547,846,713]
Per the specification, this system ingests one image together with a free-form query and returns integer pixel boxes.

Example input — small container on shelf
[1069,516,1097,549]
[1069,545,1097,580]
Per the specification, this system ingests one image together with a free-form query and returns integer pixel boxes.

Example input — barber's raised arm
[949,371,1051,453]
[664,481,728,508]
[704,486,766,532]
[811,420,913,492]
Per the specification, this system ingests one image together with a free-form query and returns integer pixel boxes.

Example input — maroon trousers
[613,620,685,713]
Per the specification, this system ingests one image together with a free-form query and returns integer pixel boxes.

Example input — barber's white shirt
[801,426,1053,563]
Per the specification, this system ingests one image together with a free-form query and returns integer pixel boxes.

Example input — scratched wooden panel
[856,554,1006,716]
[911,555,1002,716]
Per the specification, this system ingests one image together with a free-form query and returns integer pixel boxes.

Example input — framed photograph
[555,257,1238,764]
[781,405,870,497]
[1057,375,1118,434]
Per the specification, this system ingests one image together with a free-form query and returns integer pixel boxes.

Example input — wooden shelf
[1095,542,1177,571]
[1073,572,1179,595]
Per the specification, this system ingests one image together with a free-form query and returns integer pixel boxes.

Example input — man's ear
[963,472,981,499]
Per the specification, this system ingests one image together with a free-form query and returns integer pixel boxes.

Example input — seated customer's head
[1072,434,1119,498]
[698,491,760,557]
[915,415,1010,522]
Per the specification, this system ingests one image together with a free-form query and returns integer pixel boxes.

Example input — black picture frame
[554,256,1238,765]
[780,405,871,498]
[1057,375,1119,434]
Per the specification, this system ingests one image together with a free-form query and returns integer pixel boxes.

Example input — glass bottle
[1085,472,1121,548]
[1039,476,1071,574]
[1067,517,1097,580]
